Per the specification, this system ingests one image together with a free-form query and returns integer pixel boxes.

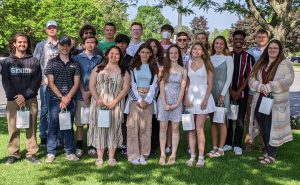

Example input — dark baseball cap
[59,35,71,46]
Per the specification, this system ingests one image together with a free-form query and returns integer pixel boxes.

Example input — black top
[1,54,42,101]
[45,55,81,98]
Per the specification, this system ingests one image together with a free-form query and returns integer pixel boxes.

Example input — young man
[97,22,117,54]
[245,29,269,152]
[72,24,103,57]
[160,24,174,53]
[126,22,144,57]
[247,29,269,61]
[45,35,81,163]
[223,30,255,155]
[176,32,190,66]
[33,20,60,147]
[73,35,102,158]
[2,34,42,164]
[115,33,132,155]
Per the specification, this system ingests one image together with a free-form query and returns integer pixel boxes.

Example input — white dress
[186,60,215,114]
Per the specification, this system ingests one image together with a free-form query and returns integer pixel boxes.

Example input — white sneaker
[75,149,84,158]
[131,159,140,165]
[234,147,243,155]
[139,155,147,165]
[223,145,233,152]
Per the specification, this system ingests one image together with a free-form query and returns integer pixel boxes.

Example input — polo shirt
[97,40,115,54]
[45,55,81,98]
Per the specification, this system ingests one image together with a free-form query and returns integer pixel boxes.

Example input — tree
[156,0,300,49]
[209,28,230,43]
[132,6,171,40]
[0,0,130,55]
[190,15,209,35]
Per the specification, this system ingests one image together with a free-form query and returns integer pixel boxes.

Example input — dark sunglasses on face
[177,38,187,42]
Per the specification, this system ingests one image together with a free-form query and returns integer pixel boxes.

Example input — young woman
[146,38,165,155]
[207,36,234,158]
[248,39,294,165]
[88,46,130,167]
[125,43,159,165]
[195,32,210,52]
[184,43,215,167]
[157,44,187,165]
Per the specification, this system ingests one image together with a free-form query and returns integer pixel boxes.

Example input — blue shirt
[73,52,102,100]
[136,64,151,88]
[247,46,264,62]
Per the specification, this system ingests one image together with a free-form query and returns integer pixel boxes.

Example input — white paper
[213,106,226,123]
[16,109,30,129]
[80,106,90,124]
[259,97,274,115]
[59,111,72,130]
[227,104,239,120]
[98,109,111,128]
[181,113,195,131]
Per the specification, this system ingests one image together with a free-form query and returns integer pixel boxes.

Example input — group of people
[0,20,294,168]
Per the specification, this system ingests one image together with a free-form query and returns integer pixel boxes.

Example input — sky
[127,0,240,31]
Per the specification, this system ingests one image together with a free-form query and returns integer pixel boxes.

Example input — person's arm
[22,61,42,99]
[159,77,170,110]
[221,56,234,96]
[170,69,187,109]
[264,60,295,94]
[89,66,105,106]
[1,61,18,99]
[144,75,158,104]
[106,71,131,109]
[128,69,143,102]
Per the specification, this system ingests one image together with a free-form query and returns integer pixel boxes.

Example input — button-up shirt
[247,46,264,62]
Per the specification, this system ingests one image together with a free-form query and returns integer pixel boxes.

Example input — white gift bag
[259,96,274,115]
[80,106,90,124]
[16,107,30,129]
[227,104,239,120]
[181,112,195,131]
[59,109,72,130]
[98,108,111,128]
[213,106,226,123]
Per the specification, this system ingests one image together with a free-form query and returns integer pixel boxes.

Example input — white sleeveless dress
[186,60,215,114]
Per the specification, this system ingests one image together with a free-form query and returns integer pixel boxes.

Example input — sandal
[196,158,205,168]
[167,156,176,165]
[206,146,218,157]
[258,153,268,160]
[108,158,117,166]
[260,156,275,165]
[159,156,166,166]
[95,159,104,167]
[209,148,224,158]
[186,158,195,167]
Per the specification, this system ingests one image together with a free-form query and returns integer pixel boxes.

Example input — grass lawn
[0,117,299,185]
[293,63,300,69]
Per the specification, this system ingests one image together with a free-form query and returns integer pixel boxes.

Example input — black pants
[226,97,247,148]
[122,114,127,146]
[255,95,277,158]
[151,115,160,153]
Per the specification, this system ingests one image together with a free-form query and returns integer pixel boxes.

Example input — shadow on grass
[33,131,300,185]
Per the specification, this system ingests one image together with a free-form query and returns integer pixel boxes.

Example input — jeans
[47,97,76,155]
[39,84,49,139]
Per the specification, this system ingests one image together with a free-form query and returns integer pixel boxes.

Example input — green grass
[0,117,300,185]
[293,63,300,68]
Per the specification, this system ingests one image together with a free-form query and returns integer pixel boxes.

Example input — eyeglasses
[131,29,142,33]
[84,31,93,35]
[177,38,187,42]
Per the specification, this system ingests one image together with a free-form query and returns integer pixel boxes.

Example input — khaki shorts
[74,100,90,126]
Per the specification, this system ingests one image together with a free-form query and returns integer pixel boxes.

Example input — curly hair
[79,24,96,39]
[9,33,32,54]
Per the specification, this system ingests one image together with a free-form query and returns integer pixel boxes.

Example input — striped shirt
[231,50,255,98]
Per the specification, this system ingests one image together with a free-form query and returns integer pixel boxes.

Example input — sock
[77,140,83,150]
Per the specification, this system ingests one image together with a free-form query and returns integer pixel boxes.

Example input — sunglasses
[84,31,93,35]
[177,38,187,42]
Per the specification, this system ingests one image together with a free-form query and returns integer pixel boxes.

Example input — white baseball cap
[46,20,58,28]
